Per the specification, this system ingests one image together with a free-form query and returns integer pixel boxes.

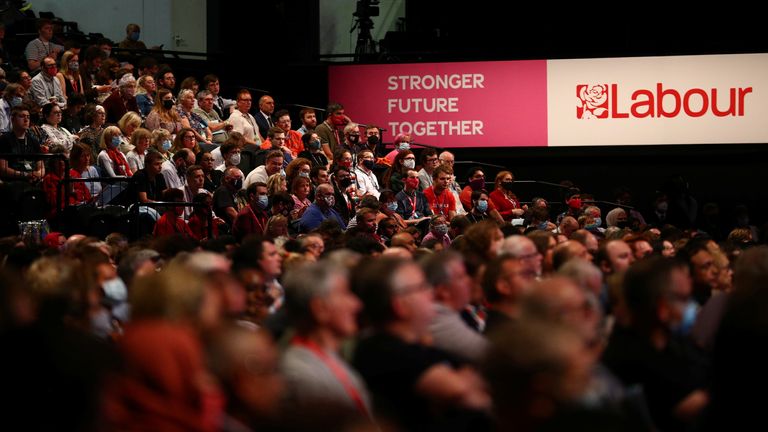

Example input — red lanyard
[291,336,369,418]
[406,193,417,217]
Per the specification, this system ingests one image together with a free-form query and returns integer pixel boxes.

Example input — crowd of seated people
[2,15,768,432]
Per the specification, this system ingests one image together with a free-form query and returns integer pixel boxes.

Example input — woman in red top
[188,192,220,241]
[489,170,527,221]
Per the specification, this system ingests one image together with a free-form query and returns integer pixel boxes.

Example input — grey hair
[557,258,603,291]
[500,235,535,258]
[283,261,347,326]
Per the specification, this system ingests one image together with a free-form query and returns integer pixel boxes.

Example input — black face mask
[348,135,360,144]
[163,99,174,110]
[339,177,352,188]
[362,159,375,170]
[367,135,380,147]
[501,181,514,191]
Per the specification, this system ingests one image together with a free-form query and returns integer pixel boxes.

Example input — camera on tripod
[353,0,379,19]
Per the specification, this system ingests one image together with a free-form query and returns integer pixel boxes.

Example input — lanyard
[406,193,417,218]
[291,336,369,418]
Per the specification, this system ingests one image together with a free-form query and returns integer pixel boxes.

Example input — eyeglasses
[44,64,57,69]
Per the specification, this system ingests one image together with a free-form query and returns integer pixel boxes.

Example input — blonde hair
[266,173,286,196]
[118,111,142,133]
[99,125,122,150]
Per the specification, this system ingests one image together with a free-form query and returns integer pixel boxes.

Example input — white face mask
[403,159,415,169]
[229,153,241,166]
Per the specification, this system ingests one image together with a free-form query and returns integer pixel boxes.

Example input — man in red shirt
[423,165,456,221]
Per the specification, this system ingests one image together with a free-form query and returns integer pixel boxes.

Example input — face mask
[298,172,310,178]
[567,197,582,210]
[324,195,335,207]
[339,177,352,188]
[162,140,172,151]
[402,159,415,169]
[672,300,699,336]
[233,178,243,190]
[129,31,140,41]
[591,217,602,227]
[331,114,346,127]
[433,224,449,236]
[538,221,550,231]
[657,201,668,212]
[616,220,628,229]
[309,140,321,150]
[348,135,360,144]
[476,200,488,212]
[280,169,286,177]
[102,277,128,303]
[362,159,375,170]
[10,96,22,107]
[367,135,380,147]
[398,142,411,151]
[501,180,514,191]
[228,153,241,166]
[469,178,485,191]
[405,177,420,190]
[162,99,174,110]
[256,195,269,209]
[110,136,121,148]
[386,202,398,212]
[68,61,79,72]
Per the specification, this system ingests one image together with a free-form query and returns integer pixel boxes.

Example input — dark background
[205,3,768,232]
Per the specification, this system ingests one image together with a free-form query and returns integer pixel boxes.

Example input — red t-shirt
[423,186,456,218]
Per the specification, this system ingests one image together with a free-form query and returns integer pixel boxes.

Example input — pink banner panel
[329,61,548,148]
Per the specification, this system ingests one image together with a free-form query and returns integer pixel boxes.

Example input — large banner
[328,61,549,147]
[328,54,768,147]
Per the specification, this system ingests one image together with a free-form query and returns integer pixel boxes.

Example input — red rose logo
[577,84,608,119]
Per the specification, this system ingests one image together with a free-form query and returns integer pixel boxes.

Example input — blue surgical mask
[10,96,22,107]
[102,277,128,303]
[298,172,310,178]
[386,202,398,212]
[256,195,269,209]
[111,136,121,148]
[129,31,140,41]
[398,142,411,151]
[162,140,172,151]
[309,140,321,150]
[476,200,488,212]
[433,224,449,236]
[592,217,602,227]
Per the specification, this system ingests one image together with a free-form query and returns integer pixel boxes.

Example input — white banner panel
[547,54,768,146]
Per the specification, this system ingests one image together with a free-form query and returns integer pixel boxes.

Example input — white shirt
[243,165,268,190]
[354,165,380,198]
[228,110,262,145]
